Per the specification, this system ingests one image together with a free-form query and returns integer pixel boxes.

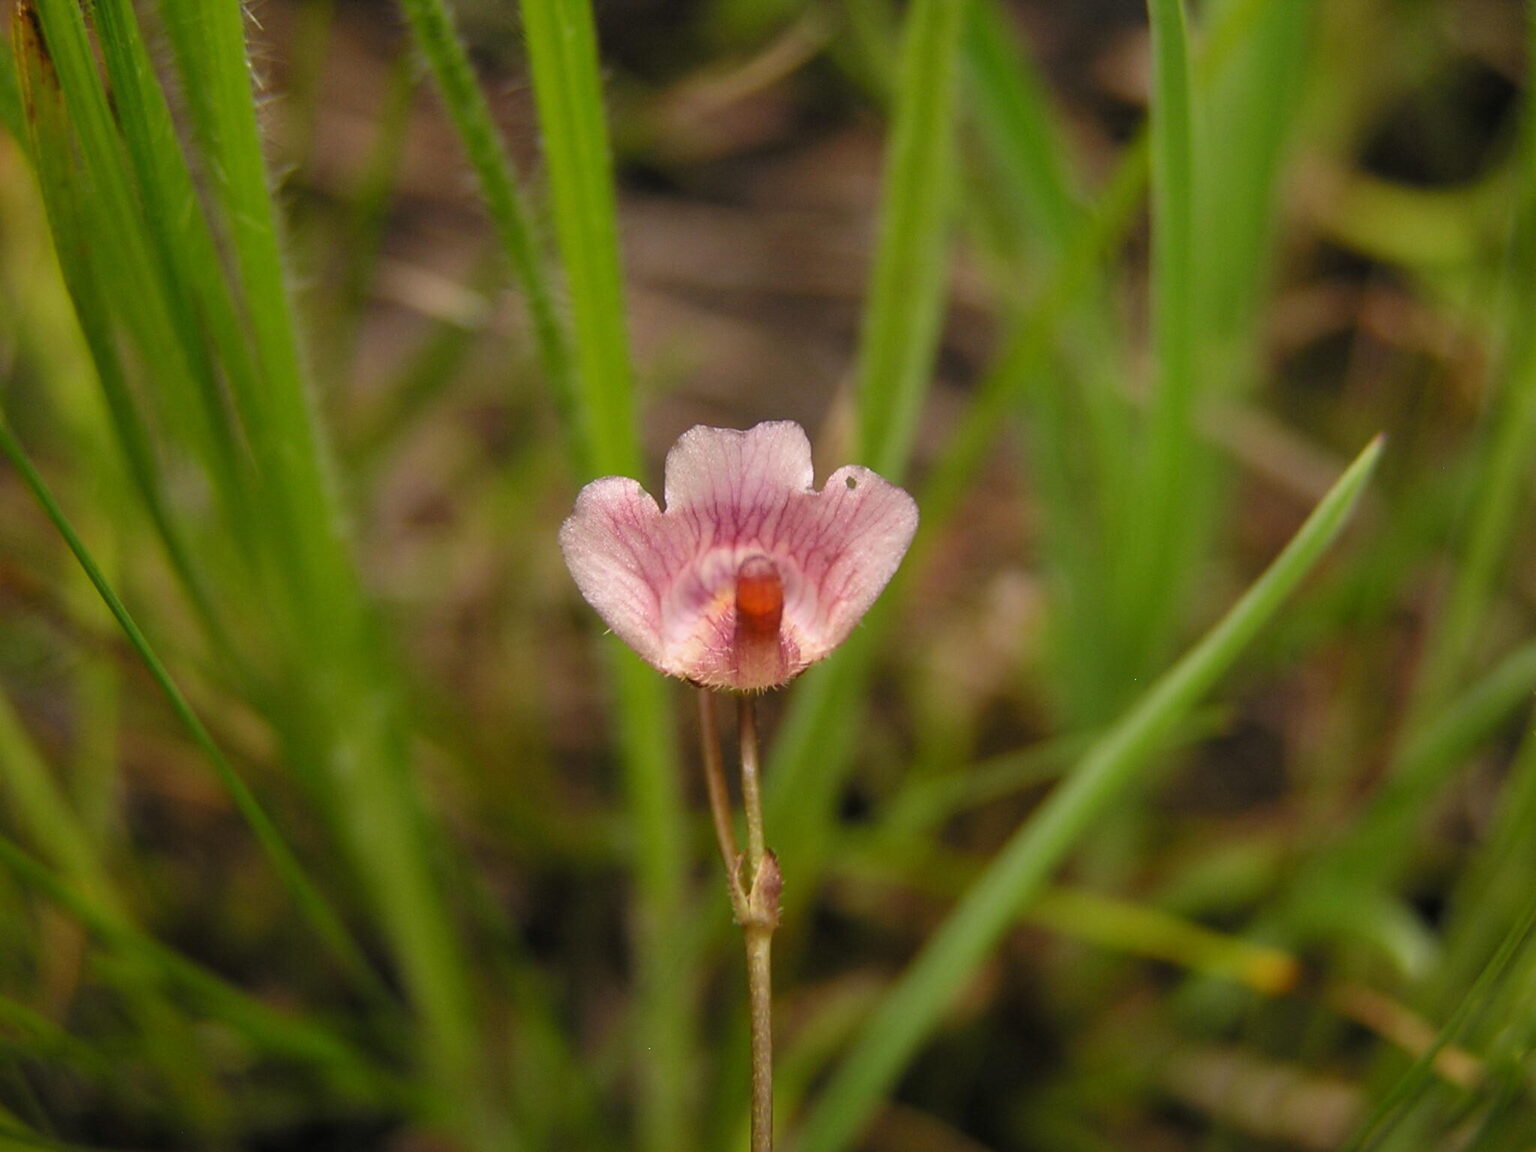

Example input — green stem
[738,695,777,1152]
[739,696,768,875]
[698,688,745,916]
[747,925,775,1152]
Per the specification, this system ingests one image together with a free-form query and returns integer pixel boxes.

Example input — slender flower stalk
[561,422,916,1147]
[737,694,778,1152]
[696,689,745,915]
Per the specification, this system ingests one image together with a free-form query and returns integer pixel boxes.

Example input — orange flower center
[733,555,785,689]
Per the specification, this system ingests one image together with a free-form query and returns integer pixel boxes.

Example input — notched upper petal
[663,421,815,521]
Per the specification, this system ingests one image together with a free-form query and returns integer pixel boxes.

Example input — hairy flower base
[560,421,919,691]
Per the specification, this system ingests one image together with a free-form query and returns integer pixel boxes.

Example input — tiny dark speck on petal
[845,476,858,490]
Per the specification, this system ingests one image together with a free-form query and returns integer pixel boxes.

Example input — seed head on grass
[560,421,918,692]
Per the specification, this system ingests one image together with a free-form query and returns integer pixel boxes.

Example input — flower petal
[558,476,695,670]
[779,465,919,663]
[560,421,919,692]
[663,422,815,531]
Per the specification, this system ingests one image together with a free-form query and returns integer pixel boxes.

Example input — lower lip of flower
[733,554,786,688]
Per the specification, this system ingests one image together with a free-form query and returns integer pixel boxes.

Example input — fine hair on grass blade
[395,0,577,447]
[792,434,1382,1152]
[519,0,643,477]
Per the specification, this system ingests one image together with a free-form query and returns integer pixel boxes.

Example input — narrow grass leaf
[516,3,692,1147]
[0,833,398,1100]
[519,0,641,477]
[1116,0,1200,677]
[153,0,350,627]
[0,681,228,1130]
[1415,4,1536,707]
[1435,717,1536,1014]
[1338,892,1536,1152]
[963,0,1082,261]
[0,687,115,910]
[0,38,22,143]
[792,435,1382,1152]
[133,5,500,1137]
[855,0,967,479]
[0,419,387,1005]
[22,1,248,519]
[395,0,576,438]
[763,0,969,927]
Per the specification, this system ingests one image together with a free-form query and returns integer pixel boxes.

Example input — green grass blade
[519,0,641,477]
[0,833,397,1100]
[963,0,1082,260]
[1435,716,1536,1012]
[395,0,577,440]
[1415,4,1536,707]
[1337,891,1536,1152]
[0,419,388,1006]
[763,149,1146,903]
[21,1,248,519]
[762,0,969,926]
[1115,0,1200,677]
[135,5,499,1137]
[855,0,968,479]
[606,650,694,1152]
[792,435,1383,1152]
[515,3,692,1148]
[1194,0,1315,352]
[152,0,348,624]
[0,36,22,144]
[0,687,115,909]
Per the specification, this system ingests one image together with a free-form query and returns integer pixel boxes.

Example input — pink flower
[560,421,919,692]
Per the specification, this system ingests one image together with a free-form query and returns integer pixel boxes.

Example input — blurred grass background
[0,0,1534,1149]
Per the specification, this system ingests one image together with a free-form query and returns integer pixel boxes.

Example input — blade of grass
[1337,890,1536,1152]
[764,0,968,908]
[395,0,577,446]
[0,833,399,1101]
[327,49,419,381]
[518,0,642,477]
[0,684,229,1136]
[854,0,967,479]
[792,435,1382,1152]
[139,4,501,1139]
[962,0,1082,261]
[841,846,1300,995]
[151,0,349,627]
[1414,2,1536,708]
[1194,0,1315,356]
[1281,640,1536,921]
[766,0,1295,933]
[1115,0,1200,679]
[0,34,22,143]
[20,1,251,542]
[0,995,119,1083]
[515,2,692,1148]
[0,418,389,1007]
[0,687,115,909]
[1433,715,1536,1014]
